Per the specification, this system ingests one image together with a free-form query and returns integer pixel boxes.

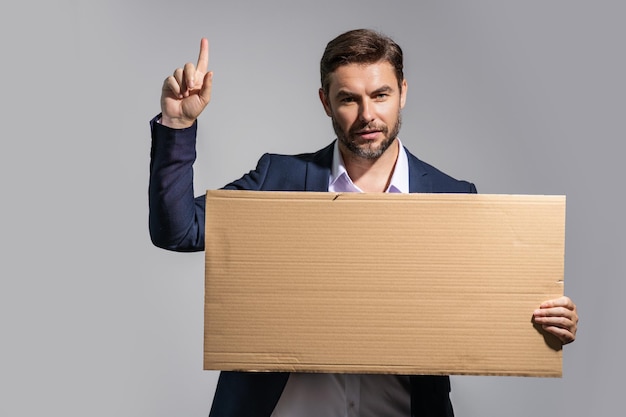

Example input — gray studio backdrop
[1,1,623,416]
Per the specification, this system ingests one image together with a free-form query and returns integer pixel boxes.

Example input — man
[149,29,578,417]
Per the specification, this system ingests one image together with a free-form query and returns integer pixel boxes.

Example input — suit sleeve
[148,115,273,251]
[148,116,207,251]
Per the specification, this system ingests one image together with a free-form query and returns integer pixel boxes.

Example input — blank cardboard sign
[204,190,565,377]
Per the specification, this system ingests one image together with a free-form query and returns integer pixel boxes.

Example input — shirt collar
[329,139,409,193]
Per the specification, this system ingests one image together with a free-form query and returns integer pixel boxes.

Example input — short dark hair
[320,29,404,95]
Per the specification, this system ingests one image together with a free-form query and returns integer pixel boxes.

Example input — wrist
[160,114,195,129]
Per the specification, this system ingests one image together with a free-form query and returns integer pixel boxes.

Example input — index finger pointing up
[197,38,209,73]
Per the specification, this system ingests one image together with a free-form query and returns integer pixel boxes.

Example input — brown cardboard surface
[204,190,565,377]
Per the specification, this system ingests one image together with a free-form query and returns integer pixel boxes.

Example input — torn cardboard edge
[204,190,565,377]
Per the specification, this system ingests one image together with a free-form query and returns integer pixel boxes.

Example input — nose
[359,100,374,123]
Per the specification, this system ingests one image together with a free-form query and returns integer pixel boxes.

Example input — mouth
[354,129,383,140]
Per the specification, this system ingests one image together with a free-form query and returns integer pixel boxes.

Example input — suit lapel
[406,148,432,193]
[304,141,334,191]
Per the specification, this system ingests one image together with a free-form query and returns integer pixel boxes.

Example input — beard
[332,112,402,160]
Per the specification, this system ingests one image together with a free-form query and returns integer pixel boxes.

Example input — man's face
[319,61,407,160]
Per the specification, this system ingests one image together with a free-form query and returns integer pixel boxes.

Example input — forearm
[148,115,206,251]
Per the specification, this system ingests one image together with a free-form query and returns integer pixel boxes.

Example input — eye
[340,96,356,103]
[375,93,389,100]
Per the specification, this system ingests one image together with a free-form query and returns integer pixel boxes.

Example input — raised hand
[160,38,213,129]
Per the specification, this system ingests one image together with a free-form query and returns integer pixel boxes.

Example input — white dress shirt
[270,139,411,417]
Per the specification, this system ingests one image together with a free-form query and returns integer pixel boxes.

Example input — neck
[339,139,400,193]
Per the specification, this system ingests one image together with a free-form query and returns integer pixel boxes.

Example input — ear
[400,79,408,109]
[319,88,333,117]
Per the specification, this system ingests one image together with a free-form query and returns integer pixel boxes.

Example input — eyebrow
[372,85,394,95]
[334,85,395,100]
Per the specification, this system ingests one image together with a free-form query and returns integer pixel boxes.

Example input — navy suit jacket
[149,118,477,417]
